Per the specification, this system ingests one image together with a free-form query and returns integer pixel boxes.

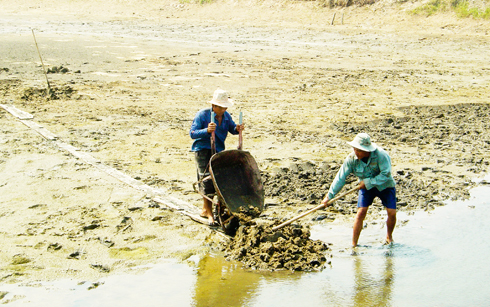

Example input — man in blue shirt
[190,89,244,225]
[321,133,397,247]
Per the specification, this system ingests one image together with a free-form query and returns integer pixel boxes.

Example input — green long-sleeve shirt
[327,147,396,199]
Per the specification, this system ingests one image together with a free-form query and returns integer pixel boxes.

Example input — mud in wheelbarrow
[209,149,264,235]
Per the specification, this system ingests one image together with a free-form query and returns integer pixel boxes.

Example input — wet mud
[262,102,490,222]
[223,207,329,271]
[222,223,329,271]
[1,0,490,283]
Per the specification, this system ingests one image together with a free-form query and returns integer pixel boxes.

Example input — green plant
[454,0,490,18]
[410,0,490,19]
[410,0,443,16]
[454,1,474,17]
[483,8,490,19]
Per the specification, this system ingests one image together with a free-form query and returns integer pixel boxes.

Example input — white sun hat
[347,133,377,152]
[208,88,234,108]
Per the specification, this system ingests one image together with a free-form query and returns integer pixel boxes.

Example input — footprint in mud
[67,250,85,260]
[47,243,62,252]
[46,66,69,74]
[82,223,100,232]
[116,216,133,232]
[90,264,110,273]
[11,255,32,265]
[98,237,115,248]
[87,282,104,290]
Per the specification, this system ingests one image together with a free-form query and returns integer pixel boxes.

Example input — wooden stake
[331,12,336,25]
[31,29,51,96]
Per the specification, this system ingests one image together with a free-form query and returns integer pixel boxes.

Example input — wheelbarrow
[193,112,264,235]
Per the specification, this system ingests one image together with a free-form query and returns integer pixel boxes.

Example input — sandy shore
[1,0,490,284]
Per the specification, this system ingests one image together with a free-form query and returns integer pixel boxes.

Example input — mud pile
[261,104,490,215]
[263,160,341,205]
[337,103,490,157]
[234,206,262,225]
[222,223,330,271]
[20,84,77,101]
[260,103,490,218]
[262,160,451,216]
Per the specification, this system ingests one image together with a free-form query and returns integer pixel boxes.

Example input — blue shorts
[358,187,396,209]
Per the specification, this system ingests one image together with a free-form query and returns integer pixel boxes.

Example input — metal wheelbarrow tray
[209,149,264,234]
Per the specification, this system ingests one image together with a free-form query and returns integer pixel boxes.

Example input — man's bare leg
[385,208,396,244]
[352,207,369,247]
[201,197,215,225]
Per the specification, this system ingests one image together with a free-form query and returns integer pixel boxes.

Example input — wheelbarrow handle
[211,111,216,155]
[238,111,243,150]
[211,131,216,155]
[271,185,361,231]
[193,176,218,205]
[238,130,242,150]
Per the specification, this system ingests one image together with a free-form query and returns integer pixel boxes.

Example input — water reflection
[1,184,489,306]
[352,251,394,307]
[193,254,261,306]
[192,254,306,307]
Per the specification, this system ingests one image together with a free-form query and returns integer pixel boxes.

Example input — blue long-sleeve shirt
[327,147,396,199]
[190,108,239,153]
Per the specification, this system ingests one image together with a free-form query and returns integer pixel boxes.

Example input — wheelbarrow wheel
[223,216,239,237]
[216,201,240,236]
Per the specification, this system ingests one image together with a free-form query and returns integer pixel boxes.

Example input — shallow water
[1,176,489,306]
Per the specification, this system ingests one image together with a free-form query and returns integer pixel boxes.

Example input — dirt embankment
[1,0,490,280]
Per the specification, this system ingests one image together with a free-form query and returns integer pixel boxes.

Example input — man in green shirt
[321,133,397,247]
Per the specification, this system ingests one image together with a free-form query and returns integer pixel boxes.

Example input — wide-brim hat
[347,133,377,152]
[208,89,234,108]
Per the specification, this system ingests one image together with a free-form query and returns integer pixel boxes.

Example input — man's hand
[321,196,329,208]
[359,181,366,190]
[236,124,245,132]
[207,122,217,133]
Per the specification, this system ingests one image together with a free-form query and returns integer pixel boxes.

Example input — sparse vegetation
[411,0,490,19]
[179,0,214,4]
[453,0,490,18]
[179,0,490,15]
[313,0,377,8]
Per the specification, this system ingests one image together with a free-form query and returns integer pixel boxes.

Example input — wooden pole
[211,111,216,154]
[331,12,336,25]
[272,185,360,231]
[31,29,51,96]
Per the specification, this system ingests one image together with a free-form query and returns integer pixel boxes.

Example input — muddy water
[2,175,489,306]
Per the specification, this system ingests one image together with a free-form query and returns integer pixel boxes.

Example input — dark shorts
[358,187,396,209]
[195,149,215,196]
